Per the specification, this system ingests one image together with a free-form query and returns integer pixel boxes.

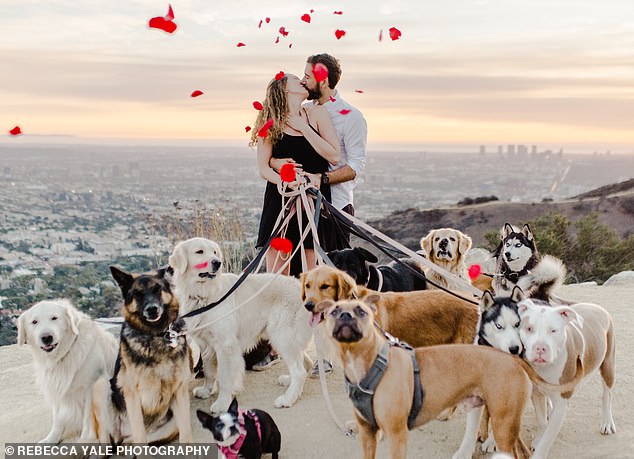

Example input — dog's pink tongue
[194,261,209,270]
[309,312,321,328]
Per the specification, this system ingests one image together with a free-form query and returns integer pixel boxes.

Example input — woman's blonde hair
[249,75,289,147]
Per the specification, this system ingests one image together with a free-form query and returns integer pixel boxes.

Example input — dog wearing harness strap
[314,295,583,459]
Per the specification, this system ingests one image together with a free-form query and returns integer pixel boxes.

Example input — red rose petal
[257,119,274,138]
[9,126,22,136]
[280,163,297,182]
[258,19,263,28]
[312,63,329,83]
[339,109,351,115]
[237,42,246,47]
[389,27,402,41]
[271,237,293,254]
[379,29,383,41]
[274,71,285,81]
[165,4,174,21]
[149,16,177,34]
[334,29,346,40]
[245,126,252,133]
[265,17,271,23]
[333,11,343,15]
[191,90,204,97]
[301,14,311,23]
[275,36,280,43]
[279,26,289,37]
[355,89,364,93]
[289,43,292,48]
[329,96,336,102]
[253,101,263,110]
[310,9,315,13]
[468,264,482,280]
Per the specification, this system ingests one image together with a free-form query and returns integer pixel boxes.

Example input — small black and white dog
[197,398,281,459]
[493,223,566,302]
[327,247,427,292]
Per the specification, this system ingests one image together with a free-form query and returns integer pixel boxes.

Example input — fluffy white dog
[17,299,118,443]
[169,237,312,413]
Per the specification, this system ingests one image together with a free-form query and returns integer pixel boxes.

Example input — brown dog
[316,297,582,459]
[420,227,473,291]
[301,266,480,354]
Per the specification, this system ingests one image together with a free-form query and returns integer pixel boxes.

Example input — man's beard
[305,85,322,100]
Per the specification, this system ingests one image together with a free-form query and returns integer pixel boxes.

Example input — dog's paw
[481,436,497,453]
[210,397,231,414]
[345,420,359,434]
[277,375,291,386]
[273,394,296,408]
[600,420,616,435]
[193,385,213,399]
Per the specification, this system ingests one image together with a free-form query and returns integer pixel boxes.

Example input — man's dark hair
[307,53,342,89]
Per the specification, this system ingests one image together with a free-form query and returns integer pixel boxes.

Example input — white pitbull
[518,299,616,459]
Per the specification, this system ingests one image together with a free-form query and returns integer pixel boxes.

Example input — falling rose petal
[271,237,293,254]
[274,71,285,80]
[310,9,315,13]
[279,26,289,37]
[265,17,271,23]
[191,90,204,97]
[329,96,336,102]
[149,16,177,34]
[289,43,292,48]
[237,42,246,47]
[339,109,351,115]
[9,126,22,136]
[379,29,383,41]
[355,89,364,93]
[258,19,263,28]
[301,14,311,23]
[312,63,329,82]
[334,29,346,40]
[253,101,263,110]
[333,11,343,15]
[468,264,482,280]
[275,36,280,44]
[258,119,274,138]
[389,27,402,41]
[245,126,252,133]
[279,163,297,182]
[165,4,174,21]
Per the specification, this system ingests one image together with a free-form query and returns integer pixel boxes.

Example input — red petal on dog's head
[312,63,329,82]
[301,13,311,23]
[245,126,252,133]
[334,29,346,40]
[339,109,351,115]
[191,90,204,97]
[149,17,177,33]
[468,264,482,280]
[274,71,285,80]
[165,4,174,21]
[257,119,274,138]
[237,42,246,47]
[253,101,263,110]
[271,237,293,254]
[9,126,22,136]
[389,27,402,41]
[279,163,297,182]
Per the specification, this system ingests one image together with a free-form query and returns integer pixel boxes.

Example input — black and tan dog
[314,297,582,459]
[102,266,193,444]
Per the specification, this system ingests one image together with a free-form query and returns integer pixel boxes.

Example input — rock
[604,271,634,286]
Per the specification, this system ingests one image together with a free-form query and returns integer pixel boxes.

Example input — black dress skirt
[256,132,332,275]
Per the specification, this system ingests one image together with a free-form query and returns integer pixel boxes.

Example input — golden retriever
[420,227,474,291]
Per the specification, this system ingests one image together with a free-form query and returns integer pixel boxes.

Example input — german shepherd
[106,266,193,443]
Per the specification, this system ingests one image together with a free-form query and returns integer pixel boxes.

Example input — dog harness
[219,410,262,459]
[344,340,424,430]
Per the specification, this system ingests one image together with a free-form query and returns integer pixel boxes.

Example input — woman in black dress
[250,73,340,276]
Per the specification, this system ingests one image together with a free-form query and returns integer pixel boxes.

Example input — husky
[493,223,566,302]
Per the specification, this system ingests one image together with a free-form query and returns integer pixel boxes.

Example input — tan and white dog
[17,299,118,443]
[315,297,581,459]
[518,299,616,459]
[169,237,312,413]
[420,228,473,291]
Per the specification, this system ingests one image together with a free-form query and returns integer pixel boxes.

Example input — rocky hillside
[364,179,634,251]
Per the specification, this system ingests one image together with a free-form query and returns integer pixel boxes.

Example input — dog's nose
[304,301,315,312]
[41,334,53,345]
[145,305,159,316]
[339,311,353,321]
[505,251,511,259]
[509,345,520,355]
[211,259,222,272]
[439,238,448,249]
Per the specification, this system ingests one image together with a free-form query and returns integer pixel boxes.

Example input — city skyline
[2,0,633,152]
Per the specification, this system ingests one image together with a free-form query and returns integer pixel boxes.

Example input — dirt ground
[1,283,633,458]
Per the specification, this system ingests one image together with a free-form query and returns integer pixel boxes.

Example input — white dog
[17,299,118,443]
[518,299,616,459]
[169,237,312,413]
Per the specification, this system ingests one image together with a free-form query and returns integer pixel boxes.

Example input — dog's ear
[521,224,533,241]
[17,311,28,346]
[480,290,495,311]
[314,299,335,314]
[299,273,306,300]
[110,266,134,297]
[510,286,525,303]
[420,230,435,257]
[554,306,583,328]
[354,247,378,263]
[63,300,81,336]
[196,409,213,426]
[228,397,239,415]
[336,270,356,300]
[457,231,472,256]
[517,298,534,317]
[168,243,188,275]
[363,294,380,314]
[502,223,514,239]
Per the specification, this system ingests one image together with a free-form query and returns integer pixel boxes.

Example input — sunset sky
[2,0,633,152]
